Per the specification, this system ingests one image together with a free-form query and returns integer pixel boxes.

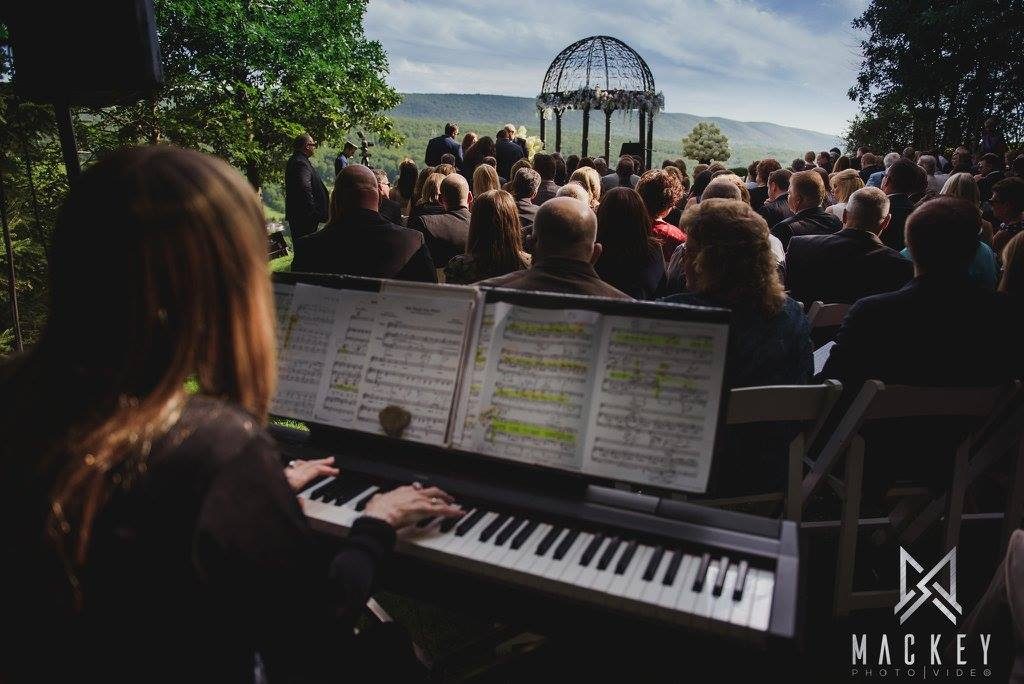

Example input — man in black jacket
[512,167,540,231]
[532,153,560,205]
[772,170,841,248]
[424,123,463,166]
[285,133,329,255]
[409,174,471,268]
[291,164,435,282]
[749,158,781,210]
[784,186,913,306]
[976,153,1006,203]
[495,128,525,181]
[879,158,926,251]
[757,168,794,230]
[858,152,885,184]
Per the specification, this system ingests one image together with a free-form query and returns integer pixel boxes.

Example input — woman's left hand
[285,457,340,492]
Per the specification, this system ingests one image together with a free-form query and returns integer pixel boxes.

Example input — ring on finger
[412,481,423,490]
[430,497,439,505]
[288,460,299,469]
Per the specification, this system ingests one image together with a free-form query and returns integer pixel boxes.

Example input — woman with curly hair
[568,166,602,209]
[445,190,530,284]
[636,169,686,261]
[662,198,811,388]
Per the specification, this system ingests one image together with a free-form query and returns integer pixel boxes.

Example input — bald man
[409,173,471,267]
[478,197,631,299]
[292,164,436,282]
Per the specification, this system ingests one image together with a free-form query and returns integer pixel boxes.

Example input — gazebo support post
[555,109,563,153]
[604,110,612,161]
[646,111,654,169]
[581,104,590,157]
[539,111,546,147]
[638,109,647,171]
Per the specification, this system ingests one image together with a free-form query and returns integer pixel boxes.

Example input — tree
[847,0,1024,154]
[681,122,730,164]
[79,0,402,190]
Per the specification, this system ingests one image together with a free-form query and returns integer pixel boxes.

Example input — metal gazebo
[536,35,664,169]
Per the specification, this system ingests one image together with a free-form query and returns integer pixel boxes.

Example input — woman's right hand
[363,483,462,529]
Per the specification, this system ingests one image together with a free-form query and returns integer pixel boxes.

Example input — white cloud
[365,0,866,134]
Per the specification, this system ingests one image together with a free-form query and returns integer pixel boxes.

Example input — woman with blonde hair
[472,163,501,197]
[941,172,995,243]
[502,158,533,192]
[555,182,591,203]
[445,190,530,284]
[1000,232,1024,296]
[408,171,446,226]
[826,168,865,220]
[0,146,460,681]
[568,166,602,208]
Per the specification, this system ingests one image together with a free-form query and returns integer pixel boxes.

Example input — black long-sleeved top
[2,396,396,683]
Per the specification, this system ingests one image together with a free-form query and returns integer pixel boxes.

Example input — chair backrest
[805,301,851,329]
[726,381,843,445]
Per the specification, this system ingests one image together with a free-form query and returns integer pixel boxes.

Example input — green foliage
[847,0,1024,153]
[681,122,731,164]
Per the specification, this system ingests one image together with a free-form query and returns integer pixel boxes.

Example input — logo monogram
[895,546,963,625]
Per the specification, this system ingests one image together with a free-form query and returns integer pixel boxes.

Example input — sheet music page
[471,304,600,469]
[813,341,836,376]
[272,283,341,420]
[582,316,728,493]
[347,293,474,444]
[452,303,497,449]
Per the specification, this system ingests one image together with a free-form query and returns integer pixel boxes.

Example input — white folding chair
[805,301,851,330]
[800,380,1020,616]
[695,381,843,519]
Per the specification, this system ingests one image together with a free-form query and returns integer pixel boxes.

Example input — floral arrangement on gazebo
[536,36,664,168]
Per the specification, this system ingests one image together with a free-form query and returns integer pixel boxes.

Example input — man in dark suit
[424,122,463,167]
[757,168,794,230]
[285,133,329,256]
[372,169,403,226]
[512,167,540,231]
[503,123,529,159]
[879,158,925,252]
[749,158,781,210]
[772,170,841,249]
[532,153,560,205]
[495,128,525,181]
[479,197,630,299]
[409,174,471,268]
[819,197,1023,500]
[858,152,884,184]
[291,164,435,282]
[976,153,1006,203]
[784,187,913,306]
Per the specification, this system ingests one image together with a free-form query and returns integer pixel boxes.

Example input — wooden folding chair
[805,301,851,329]
[694,381,843,519]
[800,380,1020,616]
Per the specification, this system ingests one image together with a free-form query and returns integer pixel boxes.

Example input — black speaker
[619,142,643,158]
[5,1,163,107]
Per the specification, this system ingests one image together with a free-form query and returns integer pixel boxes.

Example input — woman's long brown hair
[0,146,276,591]
[467,190,528,277]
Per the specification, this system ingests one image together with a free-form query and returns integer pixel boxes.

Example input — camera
[357,131,375,166]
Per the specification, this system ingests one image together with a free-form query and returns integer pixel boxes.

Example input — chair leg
[834,437,865,618]
[1002,439,1024,556]
[786,434,805,522]
[943,440,971,552]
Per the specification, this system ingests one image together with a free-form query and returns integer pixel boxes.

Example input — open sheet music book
[272,276,730,494]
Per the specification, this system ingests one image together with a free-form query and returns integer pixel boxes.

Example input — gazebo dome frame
[536,35,664,169]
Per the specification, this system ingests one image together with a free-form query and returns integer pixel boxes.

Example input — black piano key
[308,479,336,501]
[439,512,467,534]
[580,534,606,566]
[733,561,750,601]
[352,489,377,512]
[596,537,622,571]
[662,550,683,586]
[316,479,348,503]
[692,553,713,592]
[416,516,436,529]
[328,479,373,505]
[712,557,730,597]
[552,529,580,560]
[494,518,524,547]
[535,526,563,556]
[454,509,487,537]
[643,547,665,581]
[614,540,639,575]
[479,514,510,543]
[510,521,539,549]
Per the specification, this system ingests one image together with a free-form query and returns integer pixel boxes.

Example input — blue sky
[364,0,869,135]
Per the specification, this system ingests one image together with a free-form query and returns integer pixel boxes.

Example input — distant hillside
[392,93,843,155]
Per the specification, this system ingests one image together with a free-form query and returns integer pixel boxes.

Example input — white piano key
[621,546,656,602]
[343,486,380,511]
[528,529,568,576]
[554,532,594,586]
[591,542,627,593]
[539,532,585,581]
[748,570,775,631]
[728,568,758,627]
[658,554,698,610]
[639,552,672,605]
[692,564,719,619]
[511,524,553,573]
[607,544,652,603]
[450,512,499,559]
[299,476,335,499]
[574,537,611,590]
[711,567,739,624]
[481,520,527,565]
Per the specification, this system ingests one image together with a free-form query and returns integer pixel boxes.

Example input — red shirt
[652,219,686,261]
